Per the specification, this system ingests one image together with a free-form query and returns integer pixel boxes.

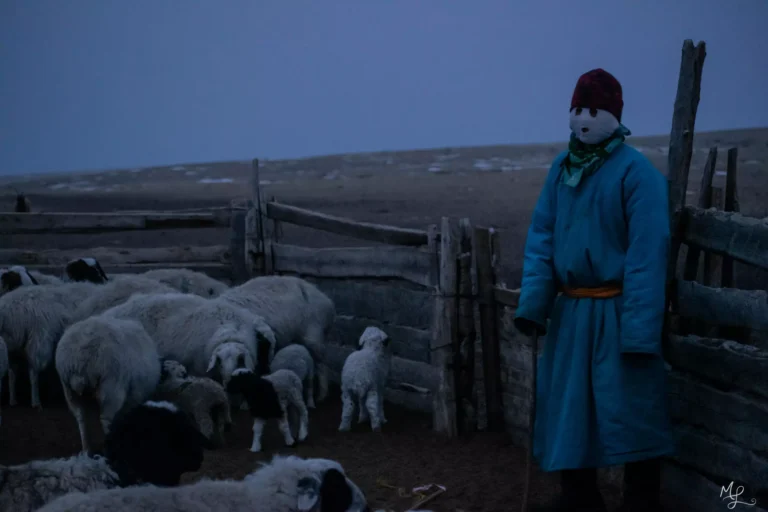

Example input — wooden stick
[521,330,539,512]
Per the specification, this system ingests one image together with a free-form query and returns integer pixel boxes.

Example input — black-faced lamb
[0,336,7,425]
[142,267,229,298]
[0,265,38,295]
[103,291,276,388]
[227,368,309,452]
[270,343,317,408]
[0,281,99,408]
[152,361,233,448]
[219,275,336,401]
[338,326,392,433]
[38,454,370,512]
[55,315,161,453]
[0,400,211,512]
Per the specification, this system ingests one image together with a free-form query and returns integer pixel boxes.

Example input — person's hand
[513,316,546,337]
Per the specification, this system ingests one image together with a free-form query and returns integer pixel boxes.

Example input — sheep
[0,281,99,408]
[219,275,336,401]
[65,257,110,284]
[38,454,370,512]
[270,343,317,408]
[102,291,277,388]
[338,326,392,433]
[0,336,7,425]
[0,265,38,295]
[29,270,63,285]
[141,268,229,298]
[0,400,212,512]
[227,368,309,453]
[151,362,233,448]
[69,275,177,322]
[55,315,162,453]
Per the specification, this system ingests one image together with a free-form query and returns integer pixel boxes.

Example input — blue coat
[515,142,676,471]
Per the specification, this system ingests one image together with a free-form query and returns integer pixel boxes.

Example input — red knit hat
[570,68,623,122]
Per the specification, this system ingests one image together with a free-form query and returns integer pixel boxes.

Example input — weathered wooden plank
[0,245,231,266]
[265,201,430,247]
[493,286,520,307]
[20,262,232,280]
[661,461,767,512]
[675,279,768,332]
[667,370,768,454]
[722,147,741,288]
[671,424,768,495]
[667,334,768,399]
[0,211,232,234]
[701,186,724,287]
[301,276,434,330]
[682,146,718,283]
[330,314,430,363]
[323,343,439,394]
[682,206,768,271]
[228,203,248,284]
[270,243,433,288]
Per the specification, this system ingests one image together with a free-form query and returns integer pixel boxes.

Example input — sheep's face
[296,464,370,512]
[0,266,38,294]
[160,359,188,381]
[358,326,390,353]
[66,257,109,284]
[206,342,254,388]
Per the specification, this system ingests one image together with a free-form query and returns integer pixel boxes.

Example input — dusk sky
[1,1,766,175]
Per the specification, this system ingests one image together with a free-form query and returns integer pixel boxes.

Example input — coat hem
[536,444,675,472]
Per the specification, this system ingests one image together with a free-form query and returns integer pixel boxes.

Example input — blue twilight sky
[1,1,767,176]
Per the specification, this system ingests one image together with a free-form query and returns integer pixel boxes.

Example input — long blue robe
[515,142,676,471]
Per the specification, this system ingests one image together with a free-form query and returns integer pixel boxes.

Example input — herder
[514,68,674,512]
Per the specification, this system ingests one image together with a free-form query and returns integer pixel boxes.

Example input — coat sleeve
[515,162,560,330]
[620,159,670,355]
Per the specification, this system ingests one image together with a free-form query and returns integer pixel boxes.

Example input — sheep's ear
[319,468,353,512]
[296,475,321,511]
[95,261,109,282]
[206,353,221,375]
[24,270,38,285]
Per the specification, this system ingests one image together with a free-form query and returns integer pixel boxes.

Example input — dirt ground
[0,381,623,512]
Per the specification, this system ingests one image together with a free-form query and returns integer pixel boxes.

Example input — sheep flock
[0,259,403,511]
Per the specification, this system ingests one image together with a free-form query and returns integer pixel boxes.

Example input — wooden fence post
[228,200,247,284]
[457,217,476,434]
[721,147,740,288]
[431,217,459,437]
[246,158,265,276]
[474,226,504,432]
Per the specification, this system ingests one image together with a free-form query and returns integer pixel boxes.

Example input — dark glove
[513,316,546,337]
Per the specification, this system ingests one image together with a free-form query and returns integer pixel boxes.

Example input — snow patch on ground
[197,178,233,184]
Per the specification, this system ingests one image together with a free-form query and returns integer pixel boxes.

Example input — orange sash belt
[558,283,622,299]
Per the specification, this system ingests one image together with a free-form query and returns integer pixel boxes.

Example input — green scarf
[560,124,631,187]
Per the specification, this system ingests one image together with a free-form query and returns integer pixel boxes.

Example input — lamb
[338,326,392,433]
[151,361,233,448]
[219,275,336,401]
[270,343,317,408]
[0,266,37,295]
[0,281,99,408]
[142,267,229,298]
[55,315,162,453]
[103,292,277,387]
[0,400,212,512]
[39,454,370,512]
[69,275,177,322]
[227,368,309,452]
[0,336,7,425]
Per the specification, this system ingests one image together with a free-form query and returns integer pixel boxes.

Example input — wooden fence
[244,160,476,436]
[0,204,250,283]
[478,39,768,511]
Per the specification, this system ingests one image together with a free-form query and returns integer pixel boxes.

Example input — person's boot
[618,457,664,512]
[531,468,607,512]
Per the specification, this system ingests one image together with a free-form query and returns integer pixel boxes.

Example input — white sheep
[219,275,335,401]
[152,362,233,448]
[0,400,212,512]
[270,343,317,408]
[0,281,99,408]
[55,315,162,453]
[339,326,392,433]
[226,368,309,453]
[29,270,63,285]
[69,275,177,322]
[103,292,277,388]
[142,268,229,298]
[39,454,370,512]
[0,336,7,425]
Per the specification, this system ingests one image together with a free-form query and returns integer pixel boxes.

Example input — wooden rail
[23,262,233,279]
[0,245,230,266]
